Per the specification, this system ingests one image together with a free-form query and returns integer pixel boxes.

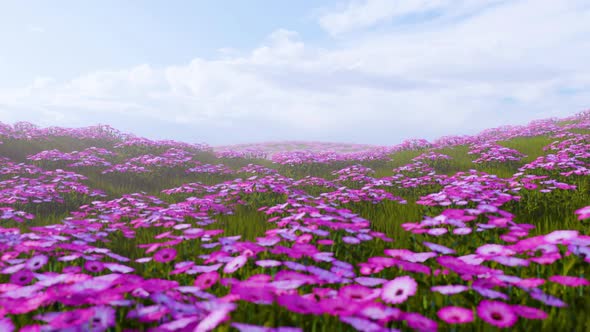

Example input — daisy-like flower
[62,266,82,274]
[404,312,438,331]
[277,294,321,315]
[354,277,388,287]
[194,308,232,332]
[477,300,518,328]
[194,271,220,289]
[154,248,177,263]
[47,308,96,329]
[548,275,590,287]
[84,260,105,273]
[381,276,417,304]
[476,244,512,257]
[319,297,360,316]
[223,255,248,274]
[453,227,472,235]
[340,316,385,332]
[490,255,529,267]
[437,306,474,324]
[574,206,590,220]
[10,269,34,286]
[515,278,545,288]
[25,255,48,271]
[104,263,134,274]
[342,236,361,244]
[232,283,274,305]
[528,289,567,307]
[512,305,547,320]
[0,317,14,332]
[427,228,448,236]
[85,306,116,331]
[339,284,381,302]
[543,230,579,245]
[473,286,509,300]
[255,259,282,268]
[430,285,469,295]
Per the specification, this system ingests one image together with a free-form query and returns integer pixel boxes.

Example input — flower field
[1,111,590,332]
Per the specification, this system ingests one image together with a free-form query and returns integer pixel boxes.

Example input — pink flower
[437,306,474,324]
[548,275,590,287]
[0,317,14,332]
[339,284,381,302]
[223,255,247,274]
[430,285,468,295]
[25,255,48,271]
[84,260,105,273]
[404,312,438,331]
[381,276,417,304]
[153,248,177,263]
[194,271,220,289]
[477,300,518,328]
[574,206,590,220]
[194,308,232,332]
[10,269,34,285]
[512,305,547,320]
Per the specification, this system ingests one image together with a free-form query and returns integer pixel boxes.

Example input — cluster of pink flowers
[520,133,590,176]
[28,147,116,168]
[102,148,196,174]
[469,142,526,164]
[0,168,106,206]
[412,151,452,162]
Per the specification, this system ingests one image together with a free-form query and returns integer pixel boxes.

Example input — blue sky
[1,0,589,146]
[0,1,337,86]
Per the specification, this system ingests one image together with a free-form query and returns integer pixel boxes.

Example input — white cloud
[318,0,446,35]
[317,0,507,36]
[0,0,589,145]
[27,25,45,33]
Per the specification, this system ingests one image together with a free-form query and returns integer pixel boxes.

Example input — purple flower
[194,308,231,331]
[194,271,219,289]
[25,255,48,271]
[512,305,547,320]
[319,297,361,316]
[404,312,438,331]
[543,230,579,244]
[354,277,388,287]
[223,255,247,274]
[342,236,361,244]
[528,288,568,307]
[473,286,509,300]
[10,269,34,285]
[548,275,590,287]
[381,276,417,304]
[84,260,105,273]
[0,317,14,332]
[277,294,321,315]
[430,284,469,295]
[232,283,274,305]
[154,248,177,263]
[339,284,380,302]
[437,306,474,324]
[46,308,96,329]
[86,306,116,331]
[340,316,386,332]
[255,259,282,268]
[477,300,518,328]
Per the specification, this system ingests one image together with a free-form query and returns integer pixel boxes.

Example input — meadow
[0,111,590,332]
